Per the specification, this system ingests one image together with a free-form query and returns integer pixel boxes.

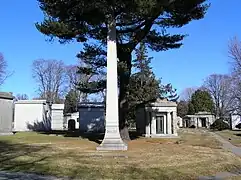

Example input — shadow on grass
[37,130,142,144]
[0,140,104,178]
[0,140,192,179]
[66,165,196,180]
[1,138,240,179]
[0,140,51,174]
[37,130,104,144]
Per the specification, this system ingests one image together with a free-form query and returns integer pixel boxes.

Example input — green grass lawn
[215,130,241,147]
[0,129,240,180]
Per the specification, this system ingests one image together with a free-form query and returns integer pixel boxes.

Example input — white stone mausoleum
[182,112,216,128]
[136,99,178,137]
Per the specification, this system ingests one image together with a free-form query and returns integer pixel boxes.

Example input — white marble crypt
[136,98,178,137]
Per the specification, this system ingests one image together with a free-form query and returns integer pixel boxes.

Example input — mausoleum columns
[145,113,151,135]
[141,101,178,137]
[167,112,172,134]
[151,113,156,135]
[172,111,177,135]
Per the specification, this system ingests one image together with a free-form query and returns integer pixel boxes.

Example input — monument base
[97,138,128,151]
[96,124,128,151]
[0,132,14,136]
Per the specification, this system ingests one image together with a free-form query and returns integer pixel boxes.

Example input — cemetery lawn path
[215,130,241,147]
[0,129,241,180]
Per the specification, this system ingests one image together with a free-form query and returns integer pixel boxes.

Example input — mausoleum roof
[0,92,14,100]
[147,98,177,107]
[64,111,79,116]
[51,104,64,110]
[184,111,215,118]
[78,102,105,108]
[195,111,212,115]
[15,100,47,104]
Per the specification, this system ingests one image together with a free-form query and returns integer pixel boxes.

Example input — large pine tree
[64,89,79,114]
[126,43,160,128]
[188,89,214,114]
[36,0,209,138]
[125,43,178,130]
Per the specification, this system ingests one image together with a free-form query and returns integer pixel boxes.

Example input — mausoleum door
[201,118,207,128]
[156,116,164,134]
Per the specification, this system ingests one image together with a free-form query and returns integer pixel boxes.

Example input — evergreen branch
[144,30,185,51]
[78,79,106,94]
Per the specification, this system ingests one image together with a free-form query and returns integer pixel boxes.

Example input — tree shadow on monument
[26,117,51,132]
[27,109,142,144]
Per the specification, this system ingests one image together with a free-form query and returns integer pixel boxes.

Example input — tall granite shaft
[96,17,128,151]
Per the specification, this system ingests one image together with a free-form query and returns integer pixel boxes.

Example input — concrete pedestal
[96,125,127,150]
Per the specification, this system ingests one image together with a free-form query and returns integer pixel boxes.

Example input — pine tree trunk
[119,106,131,140]
[120,126,130,140]
[118,49,132,141]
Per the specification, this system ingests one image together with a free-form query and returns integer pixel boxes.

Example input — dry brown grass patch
[0,129,240,179]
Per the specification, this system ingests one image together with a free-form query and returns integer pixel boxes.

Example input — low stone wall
[0,92,14,135]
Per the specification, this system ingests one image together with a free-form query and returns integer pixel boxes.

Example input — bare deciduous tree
[32,59,66,103]
[229,36,241,74]
[65,64,95,102]
[180,87,197,101]
[0,53,9,86]
[203,74,234,118]
[65,65,79,90]
[15,94,29,100]
[228,36,241,115]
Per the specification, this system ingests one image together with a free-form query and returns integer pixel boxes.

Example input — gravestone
[96,17,127,150]
[0,92,14,135]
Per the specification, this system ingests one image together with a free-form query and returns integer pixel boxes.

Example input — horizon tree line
[178,36,241,119]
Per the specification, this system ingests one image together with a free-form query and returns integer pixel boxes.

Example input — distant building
[13,99,107,133]
[136,98,178,138]
[0,92,14,135]
[64,112,79,130]
[51,104,64,130]
[13,100,51,132]
[78,102,105,133]
[182,111,216,128]
[176,116,183,128]
[230,113,241,130]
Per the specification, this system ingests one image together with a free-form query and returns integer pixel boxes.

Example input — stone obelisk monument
[96,16,128,151]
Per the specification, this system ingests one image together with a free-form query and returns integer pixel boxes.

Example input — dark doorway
[156,116,164,134]
[200,118,207,128]
[68,119,76,131]
[171,112,174,134]
[149,112,152,135]
[185,119,190,128]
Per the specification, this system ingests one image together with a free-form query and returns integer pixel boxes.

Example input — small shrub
[235,123,241,129]
[210,119,230,131]
[189,125,196,128]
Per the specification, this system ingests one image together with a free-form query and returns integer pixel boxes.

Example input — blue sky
[0,0,240,99]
